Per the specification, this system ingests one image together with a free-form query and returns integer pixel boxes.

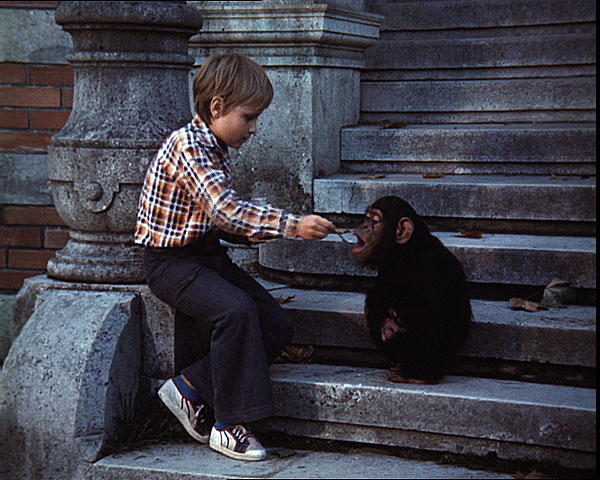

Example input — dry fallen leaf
[509,298,549,312]
[453,229,484,239]
[514,470,547,479]
[423,172,447,178]
[381,121,408,129]
[279,344,314,363]
[541,277,576,307]
[276,295,295,304]
[361,174,387,179]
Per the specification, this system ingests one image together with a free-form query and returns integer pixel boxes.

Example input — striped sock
[214,421,233,430]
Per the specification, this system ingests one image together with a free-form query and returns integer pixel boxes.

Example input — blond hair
[193,53,274,125]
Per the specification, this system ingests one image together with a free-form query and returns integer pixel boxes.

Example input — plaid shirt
[135,115,300,248]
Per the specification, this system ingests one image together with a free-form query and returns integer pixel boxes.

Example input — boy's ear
[395,217,414,244]
[210,96,224,119]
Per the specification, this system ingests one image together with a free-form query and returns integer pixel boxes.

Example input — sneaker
[158,378,209,443]
[209,424,267,461]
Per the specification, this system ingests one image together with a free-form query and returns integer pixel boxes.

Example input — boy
[135,53,335,461]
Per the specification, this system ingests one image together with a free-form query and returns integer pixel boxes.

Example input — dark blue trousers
[143,234,294,424]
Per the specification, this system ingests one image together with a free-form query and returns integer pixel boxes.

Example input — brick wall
[0,1,71,291]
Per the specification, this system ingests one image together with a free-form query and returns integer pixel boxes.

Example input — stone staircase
[254,0,597,473]
[85,0,595,477]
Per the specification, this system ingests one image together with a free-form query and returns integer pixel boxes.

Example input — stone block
[260,234,596,289]
[263,363,596,468]
[313,173,597,223]
[88,442,511,479]
[0,293,16,365]
[0,288,142,480]
[341,124,597,176]
[256,281,596,368]
[0,7,72,64]
[361,78,596,114]
[0,153,53,205]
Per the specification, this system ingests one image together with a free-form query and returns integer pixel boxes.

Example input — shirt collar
[191,115,227,153]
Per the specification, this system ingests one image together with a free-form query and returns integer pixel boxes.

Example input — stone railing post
[188,0,382,212]
[47,1,203,283]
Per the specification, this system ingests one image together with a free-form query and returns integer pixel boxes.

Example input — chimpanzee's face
[351,207,385,265]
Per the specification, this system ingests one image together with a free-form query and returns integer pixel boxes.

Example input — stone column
[47,1,203,283]
[188,0,382,212]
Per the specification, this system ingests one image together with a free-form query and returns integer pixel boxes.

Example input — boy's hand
[298,215,336,240]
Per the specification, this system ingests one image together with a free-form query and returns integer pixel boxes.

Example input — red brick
[44,228,70,249]
[0,64,26,84]
[62,87,73,108]
[0,269,41,291]
[30,110,71,130]
[0,249,6,268]
[0,227,42,248]
[0,109,28,129]
[3,206,66,226]
[0,131,54,153]
[0,86,61,108]
[8,249,55,269]
[29,65,74,86]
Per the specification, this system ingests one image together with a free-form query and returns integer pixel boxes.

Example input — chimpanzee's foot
[386,366,439,385]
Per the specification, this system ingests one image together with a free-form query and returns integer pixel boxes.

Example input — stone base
[47,233,145,284]
[0,286,142,480]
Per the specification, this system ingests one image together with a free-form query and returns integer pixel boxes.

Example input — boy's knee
[219,295,258,324]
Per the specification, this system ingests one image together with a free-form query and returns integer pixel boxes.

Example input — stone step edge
[266,363,596,455]
[340,124,597,163]
[313,173,596,222]
[258,235,596,289]
[256,278,596,367]
[89,442,513,479]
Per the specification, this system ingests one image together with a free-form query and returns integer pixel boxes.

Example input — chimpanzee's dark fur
[365,196,472,382]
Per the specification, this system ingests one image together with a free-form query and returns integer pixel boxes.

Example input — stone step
[257,281,596,370]
[313,173,596,224]
[256,364,596,469]
[88,442,512,479]
[259,234,596,290]
[341,124,596,176]
[368,0,596,33]
[360,77,596,124]
[364,35,595,72]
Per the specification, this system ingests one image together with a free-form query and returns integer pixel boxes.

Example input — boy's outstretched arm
[298,215,336,240]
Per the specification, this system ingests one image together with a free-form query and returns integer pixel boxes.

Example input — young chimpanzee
[351,196,472,384]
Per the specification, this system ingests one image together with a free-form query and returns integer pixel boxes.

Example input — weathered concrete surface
[366,35,596,70]
[260,234,597,288]
[13,275,176,380]
[87,442,511,479]
[341,124,597,176]
[369,0,596,31]
[257,281,596,368]
[361,78,595,113]
[0,293,16,365]
[313,173,596,222]
[261,364,596,468]
[0,153,54,205]
[0,6,72,63]
[0,289,142,480]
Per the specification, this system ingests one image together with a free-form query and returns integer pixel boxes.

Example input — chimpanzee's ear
[395,217,414,244]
